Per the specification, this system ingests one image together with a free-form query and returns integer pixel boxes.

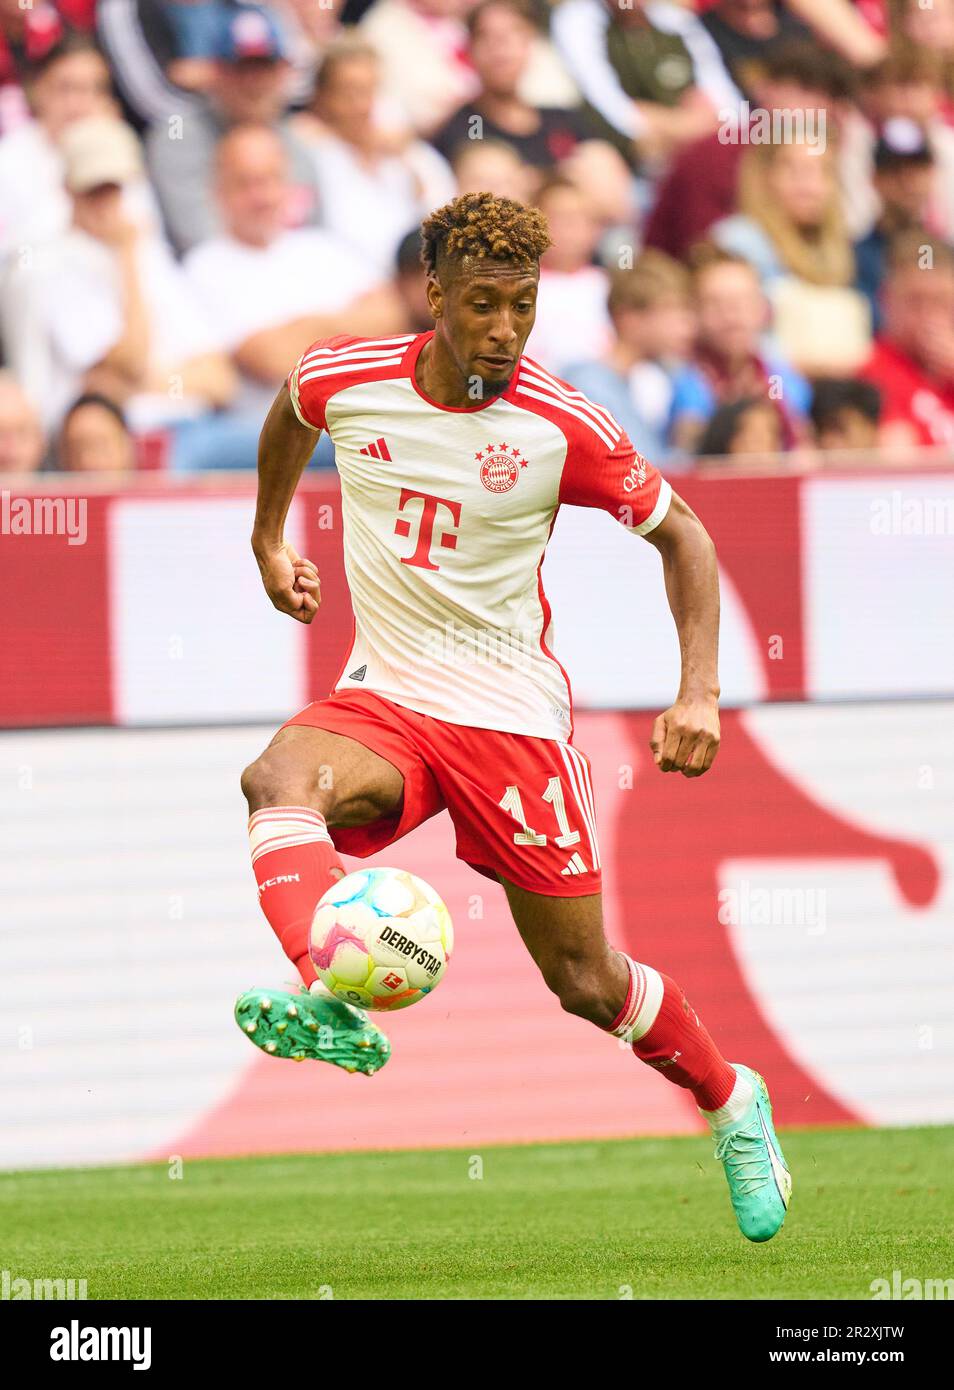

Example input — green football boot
[234,984,391,1076]
[714,1064,792,1243]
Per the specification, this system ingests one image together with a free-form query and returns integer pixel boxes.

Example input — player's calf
[241,726,404,987]
[538,947,630,1030]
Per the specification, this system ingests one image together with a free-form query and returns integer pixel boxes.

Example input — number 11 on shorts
[499,778,582,848]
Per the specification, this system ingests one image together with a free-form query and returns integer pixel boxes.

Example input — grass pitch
[4,1125,952,1300]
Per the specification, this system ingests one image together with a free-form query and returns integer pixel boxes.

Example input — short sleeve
[287,334,363,431]
[558,420,672,537]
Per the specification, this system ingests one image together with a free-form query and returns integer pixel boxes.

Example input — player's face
[437,267,539,395]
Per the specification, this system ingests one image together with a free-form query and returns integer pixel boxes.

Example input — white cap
[61,116,143,195]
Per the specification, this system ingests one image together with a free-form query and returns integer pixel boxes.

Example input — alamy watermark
[718,878,827,934]
[50,1321,151,1370]
[718,101,827,154]
[420,621,535,672]
[870,490,954,536]
[870,1270,954,1300]
[2,1267,88,1299]
[1,491,87,546]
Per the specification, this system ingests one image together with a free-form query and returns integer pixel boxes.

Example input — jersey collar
[404,330,521,414]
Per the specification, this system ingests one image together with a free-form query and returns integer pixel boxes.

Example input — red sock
[630,971,736,1111]
[249,807,345,986]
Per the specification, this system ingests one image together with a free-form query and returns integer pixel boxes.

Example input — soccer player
[236,193,791,1243]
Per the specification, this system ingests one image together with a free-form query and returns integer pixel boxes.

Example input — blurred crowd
[2,0,954,475]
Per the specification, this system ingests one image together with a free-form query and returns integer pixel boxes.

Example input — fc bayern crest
[475,442,526,493]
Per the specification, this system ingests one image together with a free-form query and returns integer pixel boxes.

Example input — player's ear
[425,274,443,321]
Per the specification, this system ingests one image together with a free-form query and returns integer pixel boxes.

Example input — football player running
[236,193,791,1243]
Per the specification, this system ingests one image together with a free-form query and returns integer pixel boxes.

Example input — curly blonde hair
[420,191,552,279]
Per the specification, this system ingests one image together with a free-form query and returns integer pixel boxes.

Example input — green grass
[3,1126,952,1300]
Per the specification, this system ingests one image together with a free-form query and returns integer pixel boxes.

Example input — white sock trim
[699,1068,755,1134]
[610,955,665,1041]
[249,806,334,867]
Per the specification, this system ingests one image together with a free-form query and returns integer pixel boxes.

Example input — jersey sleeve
[558,420,672,536]
[287,334,364,432]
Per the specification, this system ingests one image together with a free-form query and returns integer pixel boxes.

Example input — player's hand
[253,539,321,624]
[650,696,720,778]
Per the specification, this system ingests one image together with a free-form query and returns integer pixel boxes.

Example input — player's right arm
[252,383,322,625]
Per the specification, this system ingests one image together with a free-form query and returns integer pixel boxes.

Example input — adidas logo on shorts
[561,852,589,876]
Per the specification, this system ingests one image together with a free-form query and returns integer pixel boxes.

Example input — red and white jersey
[288,329,672,741]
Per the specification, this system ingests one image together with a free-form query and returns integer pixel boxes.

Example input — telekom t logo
[394,488,462,571]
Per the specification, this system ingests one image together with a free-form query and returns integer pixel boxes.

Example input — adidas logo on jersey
[359,437,392,460]
[348,664,367,681]
[561,852,589,876]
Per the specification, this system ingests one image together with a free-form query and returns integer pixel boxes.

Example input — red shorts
[283,690,602,897]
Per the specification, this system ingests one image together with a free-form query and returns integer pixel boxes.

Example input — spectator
[696,393,785,457]
[711,139,872,375]
[162,2,239,97]
[810,376,881,452]
[145,5,320,255]
[271,0,346,107]
[562,251,695,464]
[854,117,935,331]
[0,370,45,472]
[644,39,855,260]
[184,123,404,419]
[783,0,886,69]
[559,138,637,237]
[858,231,954,448]
[528,173,611,371]
[58,391,135,471]
[3,115,247,471]
[96,0,209,131]
[450,134,535,201]
[1,0,93,134]
[393,228,433,332]
[360,0,575,137]
[551,0,741,167]
[891,0,954,100]
[0,34,159,262]
[292,34,454,275]
[699,1,813,95]
[846,46,954,243]
[555,137,641,269]
[431,0,593,188]
[668,244,811,451]
[359,0,481,137]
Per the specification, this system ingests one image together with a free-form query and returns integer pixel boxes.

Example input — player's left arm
[641,489,721,779]
[559,422,720,778]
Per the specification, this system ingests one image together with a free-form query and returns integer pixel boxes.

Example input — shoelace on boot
[714,1122,774,1196]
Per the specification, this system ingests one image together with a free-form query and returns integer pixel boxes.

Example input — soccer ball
[309,867,453,1011]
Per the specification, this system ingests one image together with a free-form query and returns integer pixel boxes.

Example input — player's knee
[240,753,281,809]
[241,746,329,815]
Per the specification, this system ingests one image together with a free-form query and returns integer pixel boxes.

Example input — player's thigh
[498,876,612,983]
[242,724,405,826]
